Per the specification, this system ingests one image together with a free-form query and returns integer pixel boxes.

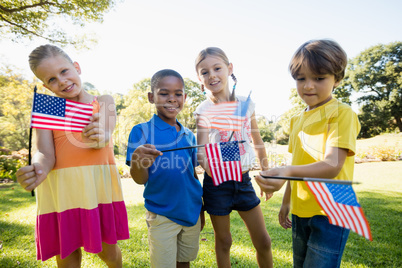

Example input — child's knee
[216,234,233,250]
[256,234,272,252]
[98,243,121,262]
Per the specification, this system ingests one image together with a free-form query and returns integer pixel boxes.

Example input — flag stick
[228,131,235,141]
[161,140,245,153]
[259,175,360,185]
[29,86,37,197]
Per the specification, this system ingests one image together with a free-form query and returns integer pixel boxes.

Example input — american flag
[198,93,250,131]
[30,92,93,132]
[205,141,242,186]
[306,181,372,241]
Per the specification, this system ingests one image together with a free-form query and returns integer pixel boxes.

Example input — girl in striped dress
[16,44,129,267]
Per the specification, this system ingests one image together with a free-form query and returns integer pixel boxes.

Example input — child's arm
[250,112,269,171]
[249,112,273,201]
[278,181,292,229]
[82,95,116,149]
[16,129,55,191]
[130,144,162,184]
[194,168,206,231]
[195,116,211,176]
[255,146,349,194]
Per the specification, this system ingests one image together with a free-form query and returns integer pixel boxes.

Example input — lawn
[1,160,401,267]
[1,134,401,267]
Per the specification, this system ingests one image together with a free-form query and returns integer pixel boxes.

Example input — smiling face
[295,65,340,111]
[196,55,233,97]
[35,55,83,101]
[148,76,186,126]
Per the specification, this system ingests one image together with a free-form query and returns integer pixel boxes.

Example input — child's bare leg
[210,214,232,268]
[239,205,273,268]
[56,248,82,268]
[177,261,190,268]
[97,242,122,268]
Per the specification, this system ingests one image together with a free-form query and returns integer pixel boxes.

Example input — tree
[0,66,43,150]
[272,88,306,144]
[82,82,101,96]
[339,41,402,136]
[0,0,117,47]
[177,78,205,132]
[115,78,152,155]
[256,115,274,143]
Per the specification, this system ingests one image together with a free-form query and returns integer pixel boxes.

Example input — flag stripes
[30,92,93,132]
[306,181,372,241]
[205,141,242,186]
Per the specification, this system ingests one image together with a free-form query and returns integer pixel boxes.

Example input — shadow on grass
[120,203,152,267]
[0,182,36,213]
[195,194,294,267]
[122,198,295,267]
[2,183,400,267]
[342,191,402,267]
[0,220,38,267]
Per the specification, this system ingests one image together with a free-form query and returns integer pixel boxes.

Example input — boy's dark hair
[289,39,347,82]
[151,69,184,92]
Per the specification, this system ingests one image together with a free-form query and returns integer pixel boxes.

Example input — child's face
[295,65,340,111]
[196,55,233,95]
[148,76,186,125]
[35,55,82,100]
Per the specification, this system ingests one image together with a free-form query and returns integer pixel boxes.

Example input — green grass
[1,161,401,267]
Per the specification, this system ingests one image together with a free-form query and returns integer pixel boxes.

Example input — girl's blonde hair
[195,47,230,71]
[289,39,347,82]
[195,47,237,96]
[29,44,73,75]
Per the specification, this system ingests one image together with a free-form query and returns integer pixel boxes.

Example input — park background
[0,0,401,267]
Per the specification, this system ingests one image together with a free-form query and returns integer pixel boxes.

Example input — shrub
[356,145,401,162]
[0,148,28,181]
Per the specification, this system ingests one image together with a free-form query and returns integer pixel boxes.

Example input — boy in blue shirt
[126,69,204,268]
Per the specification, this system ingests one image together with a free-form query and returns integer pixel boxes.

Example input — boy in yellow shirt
[255,39,360,268]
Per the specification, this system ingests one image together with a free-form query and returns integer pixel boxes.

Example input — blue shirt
[126,115,203,226]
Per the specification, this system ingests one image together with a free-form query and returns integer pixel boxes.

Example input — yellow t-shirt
[288,98,361,217]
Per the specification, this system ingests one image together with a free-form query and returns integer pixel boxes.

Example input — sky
[1,0,401,121]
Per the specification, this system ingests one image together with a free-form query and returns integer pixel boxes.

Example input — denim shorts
[292,214,350,268]
[202,171,261,216]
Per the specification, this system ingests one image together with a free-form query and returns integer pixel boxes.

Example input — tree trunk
[395,114,402,132]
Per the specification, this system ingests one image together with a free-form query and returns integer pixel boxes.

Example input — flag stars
[221,141,241,162]
[327,184,359,206]
[33,94,66,117]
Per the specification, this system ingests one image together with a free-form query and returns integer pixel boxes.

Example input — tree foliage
[0,66,44,150]
[0,0,117,47]
[256,115,274,143]
[114,78,205,156]
[177,78,205,132]
[115,78,152,155]
[338,41,402,137]
[273,88,306,144]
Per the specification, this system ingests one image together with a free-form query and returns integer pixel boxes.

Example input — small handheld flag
[198,92,251,131]
[306,182,372,241]
[30,92,93,132]
[160,140,246,152]
[205,141,243,186]
[259,175,359,185]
